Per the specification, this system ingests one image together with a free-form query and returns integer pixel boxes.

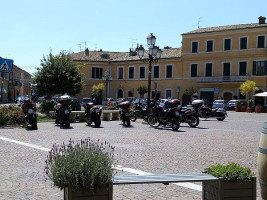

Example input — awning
[254,92,267,97]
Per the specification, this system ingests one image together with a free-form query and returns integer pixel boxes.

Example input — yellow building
[71,16,267,106]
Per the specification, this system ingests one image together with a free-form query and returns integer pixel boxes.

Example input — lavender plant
[45,138,115,190]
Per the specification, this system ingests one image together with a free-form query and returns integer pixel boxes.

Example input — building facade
[71,16,267,106]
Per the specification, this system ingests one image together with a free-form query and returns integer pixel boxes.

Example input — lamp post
[137,33,162,109]
[102,70,112,100]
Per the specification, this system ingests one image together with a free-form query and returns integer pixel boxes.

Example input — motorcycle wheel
[188,115,200,128]
[216,113,226,121]
[147,115,160,128]
[85,117,92,126]
[94,117,101,128]
[31,118,37,130]
[64,118,70,128]
[171,118,180,131]
[130,111,137,122]
[125,117,131,126]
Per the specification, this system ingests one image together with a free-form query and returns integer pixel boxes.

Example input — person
[21,96,36,115]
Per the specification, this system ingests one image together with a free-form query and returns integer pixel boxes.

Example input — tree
[137,85,148,97]
[91,83,105,96]
[240,80,259,100]
[33,51,82,96]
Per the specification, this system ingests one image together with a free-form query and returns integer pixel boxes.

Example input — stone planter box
[64,185,113,200]
[102,110,120,121]
[203,177,256,200]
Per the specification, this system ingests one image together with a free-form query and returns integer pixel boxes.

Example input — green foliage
[235,100,240,107]
[45,138,116,190]
[205,162,254,182]
[240,80,259,99]
[102,105,118,110]
[184,87,198,96]
[33,51,82,96]
[39,100,55,115]
[0,105,26,126]
[137,85,148,95]
[37,115,54,122]
[91,83,105,96]
[247,99,254,107]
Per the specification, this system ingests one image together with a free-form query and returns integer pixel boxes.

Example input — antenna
[77,43,82,51]
[198,17,203,28]
[128,38,138,49]
[94,43,98,51]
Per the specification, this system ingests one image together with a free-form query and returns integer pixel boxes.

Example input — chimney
[258,16,266,24]
[100,49,102,52]
[84,48,89,56]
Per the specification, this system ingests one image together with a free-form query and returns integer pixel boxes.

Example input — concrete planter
[64,185,113,200]
[203,177,256,200]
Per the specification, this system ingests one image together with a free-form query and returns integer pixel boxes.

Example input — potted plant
[247,99,254,113]
[235,100,240,112]
[255,105,262,113]
[203,162,256,200]
[45,138,115,200]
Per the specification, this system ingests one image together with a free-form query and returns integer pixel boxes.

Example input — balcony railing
[196,75,249,83]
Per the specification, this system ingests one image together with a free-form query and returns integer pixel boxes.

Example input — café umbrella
[254,92,267,97]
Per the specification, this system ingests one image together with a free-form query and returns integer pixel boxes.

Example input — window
[224,38,231,51]
[191,64,198,77]
[129,67,134,79]
[257,36,265,48]
[139,66,145,78]
[166,65,172,78]
[153,66,159,78]
[205,63,212,77]
[191,41,198,53]
[239,62,247,76]
[223,62,231,77]
[92,67,103,79]
[206,40,213,52]
[166,89,172,99]
[253,61,267,76]
[118,67,123,79]
[240,37,247,49]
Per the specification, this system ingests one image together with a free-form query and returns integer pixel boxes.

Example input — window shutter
[252,61,256,75]
[265,61,267,75]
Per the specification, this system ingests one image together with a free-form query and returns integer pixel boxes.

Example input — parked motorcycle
[118,101,131,126]
[177,105,200,128]
[54,95,71,127]
[130,101,149,122]
[83,102,102,127]
[192,100,227,121]
[147,99,180,131]
[21,96,38,130]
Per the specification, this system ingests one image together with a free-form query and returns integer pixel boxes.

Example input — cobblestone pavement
[0,111,266,199]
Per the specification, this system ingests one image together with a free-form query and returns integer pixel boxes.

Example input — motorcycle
[83,102,102,127]
[54,95,71,127]
[118,101,131,126]
[147,99,180,131]
[130,101,149,122]
[21,98,38,130]
[177,105,200,128]
[192,100,227,121]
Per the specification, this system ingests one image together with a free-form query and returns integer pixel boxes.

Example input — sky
[1,0,267,75]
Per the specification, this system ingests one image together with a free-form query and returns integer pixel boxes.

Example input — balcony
[196,75,249,83]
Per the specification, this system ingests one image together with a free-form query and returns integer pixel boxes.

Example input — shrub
[0,105,26,126]
[205,162,254,182]
[39,100,55,115]
[45,138,116,190]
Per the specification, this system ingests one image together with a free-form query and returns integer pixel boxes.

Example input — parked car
[102,98,116,105]
[226,100,237,110]
[212,100,227,109]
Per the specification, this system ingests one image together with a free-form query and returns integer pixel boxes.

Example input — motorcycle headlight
[64,109,70,114]
[28,108,34,114]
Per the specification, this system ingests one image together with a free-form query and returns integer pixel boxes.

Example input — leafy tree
[137,85,148,96]
[240,80,259,100]
[184,87,198,96]
[91,83,105,96]
[33,51,82,96]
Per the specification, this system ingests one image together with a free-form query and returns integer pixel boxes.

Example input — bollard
[258,122,267,199]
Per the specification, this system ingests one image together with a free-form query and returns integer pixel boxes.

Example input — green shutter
[253,61,256,75]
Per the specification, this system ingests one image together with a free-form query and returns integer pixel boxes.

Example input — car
[159,99,169,108]
[212,100,227,109]
[226,100,237,110]
[102,98,117,105]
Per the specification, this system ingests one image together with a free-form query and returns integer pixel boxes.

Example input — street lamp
[102,70,112,100]
[137,33,162,109]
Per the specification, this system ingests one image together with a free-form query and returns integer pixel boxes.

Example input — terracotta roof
[183,23,267,35]
[71,48,181,62]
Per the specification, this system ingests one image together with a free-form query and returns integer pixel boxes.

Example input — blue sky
[1,0,266,74]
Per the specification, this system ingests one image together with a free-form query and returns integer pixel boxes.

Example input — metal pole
[147,56,152,109]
